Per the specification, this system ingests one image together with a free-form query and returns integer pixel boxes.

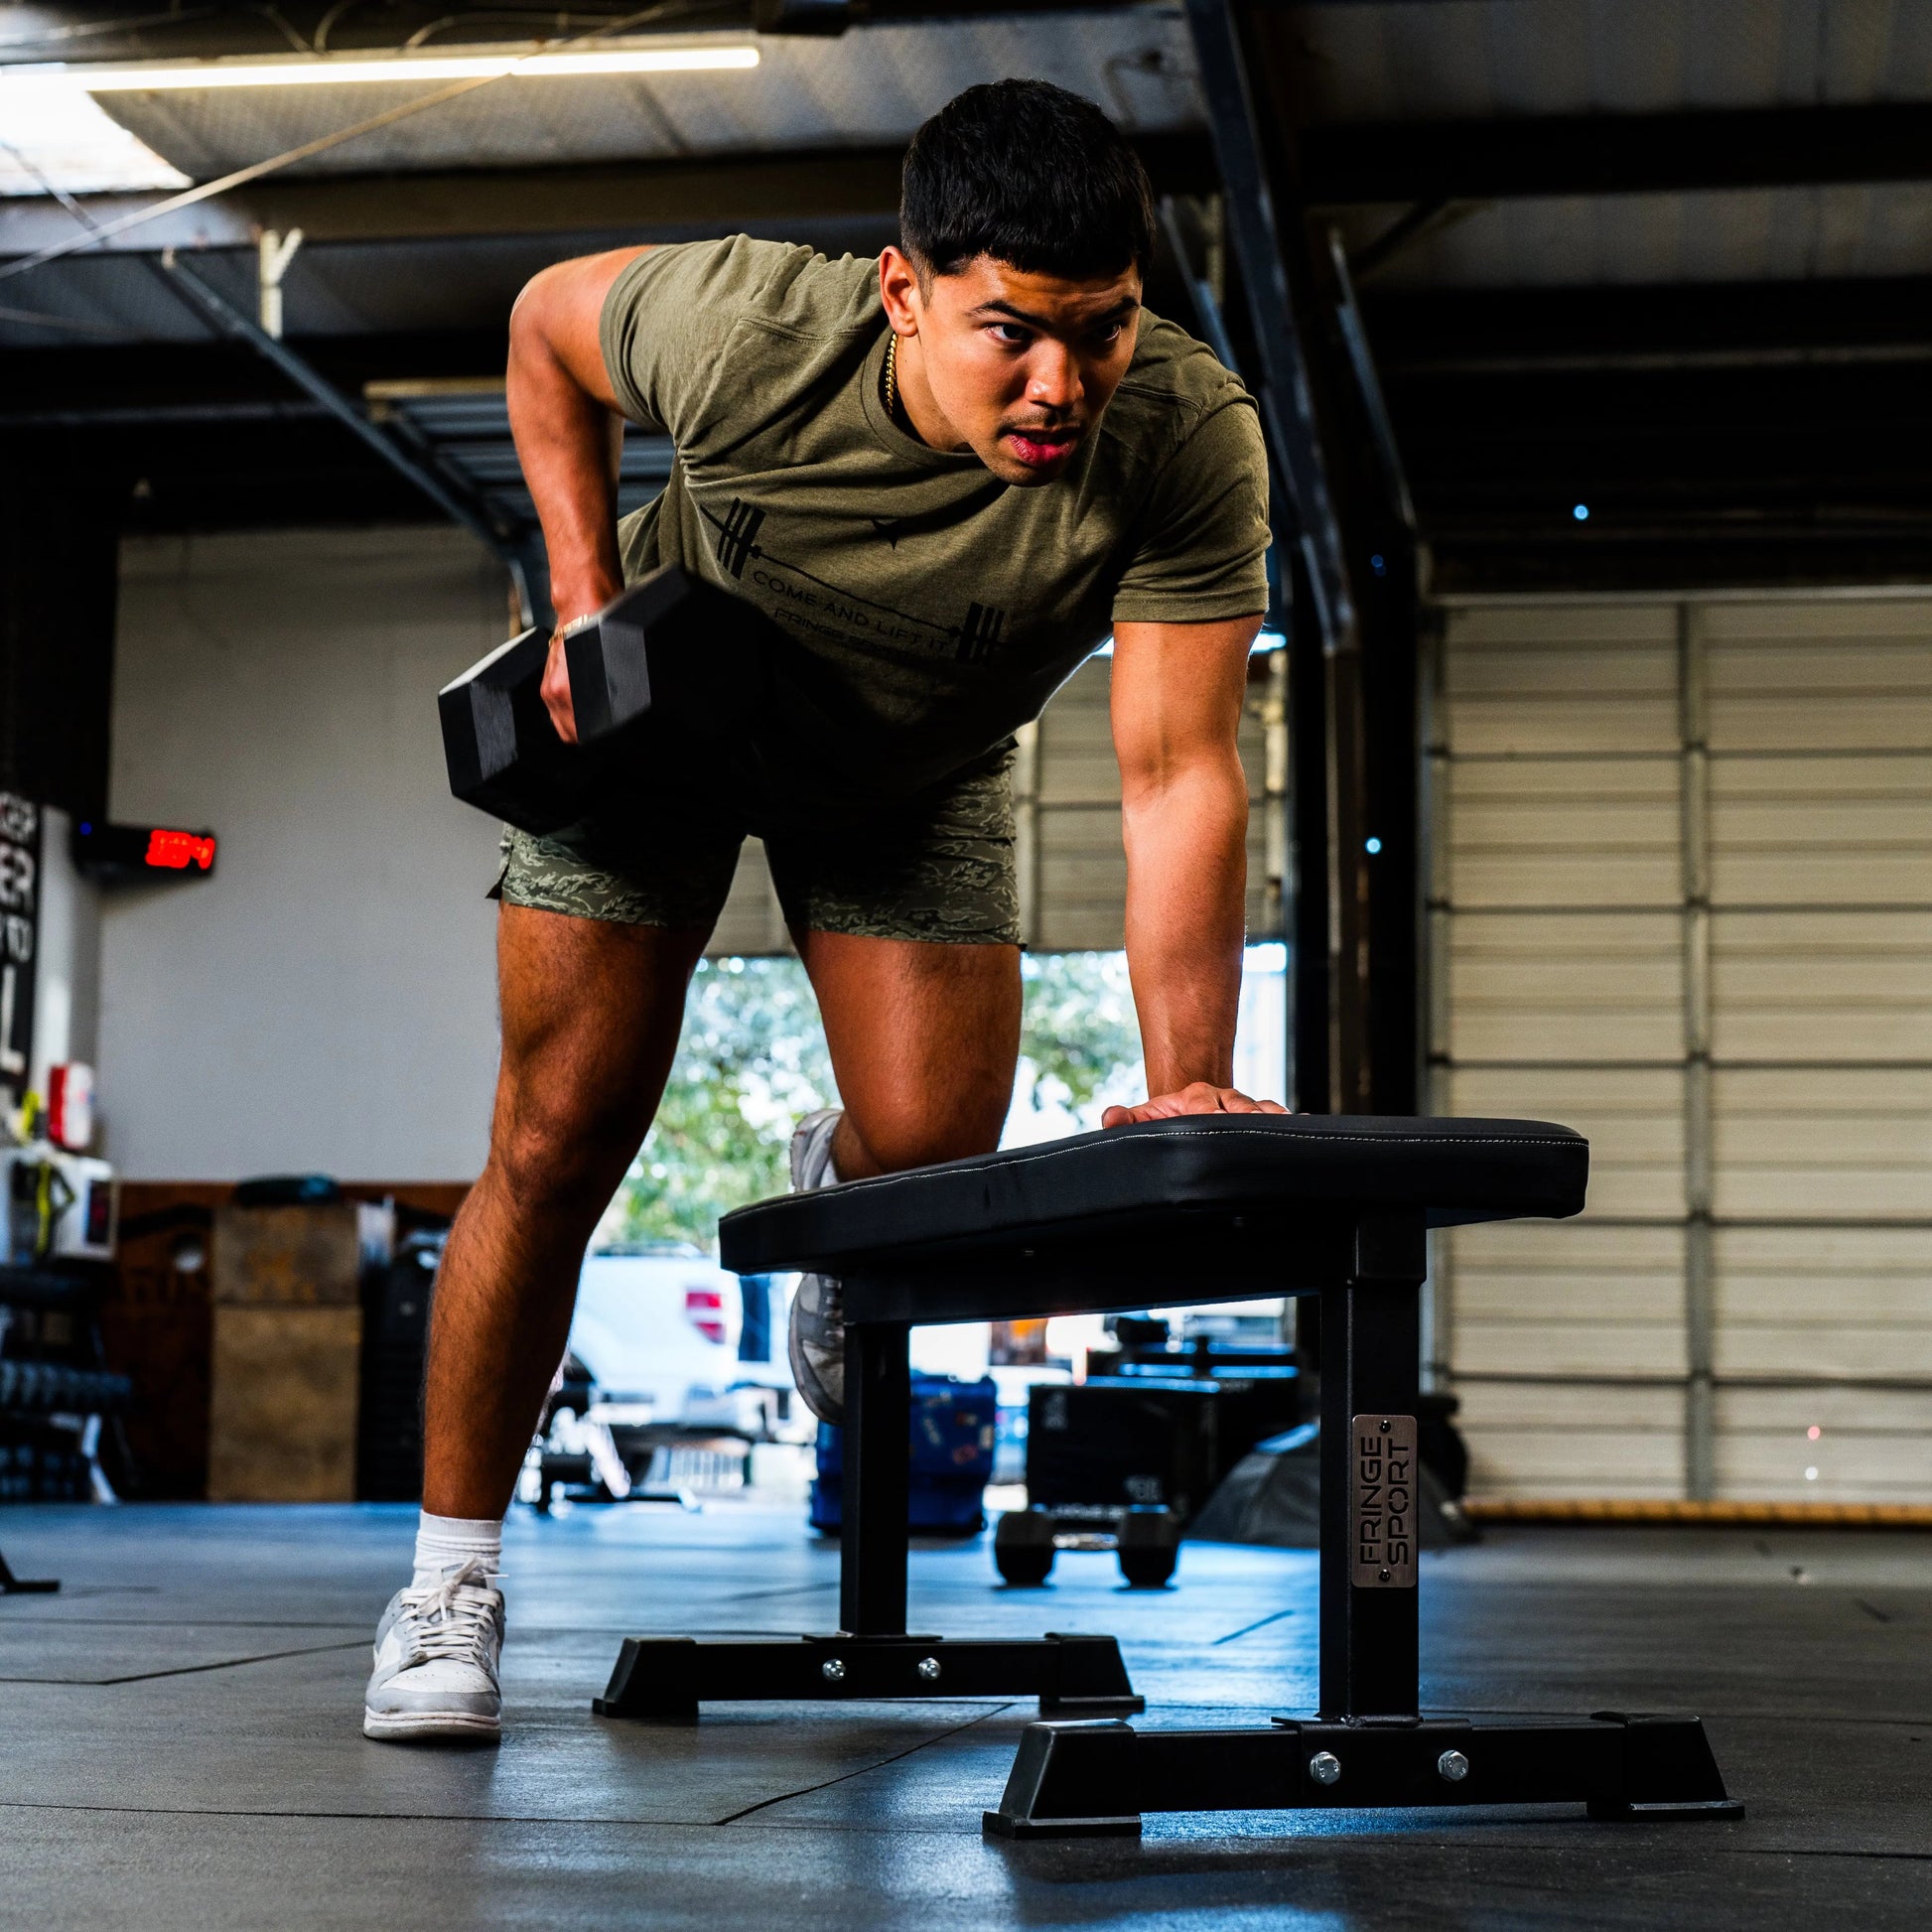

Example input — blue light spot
[79,822,92,835]
[1365,837,1383,855]
[1370,553,1386,576]
[1573,502,1589,522]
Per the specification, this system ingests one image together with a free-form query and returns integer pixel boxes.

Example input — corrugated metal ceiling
[1337,180,1932,289]
[91,14,1203,179]
[76,0,1932,185]
[1286,0,1932,120]
[7,1,1932,348]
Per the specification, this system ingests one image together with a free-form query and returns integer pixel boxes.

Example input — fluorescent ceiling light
[9,46,759,90]
[0,74,189,196]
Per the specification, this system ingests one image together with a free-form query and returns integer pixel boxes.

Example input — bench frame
[983,1206,1741,1836]
[591,1279,1148,1724]
[596,1185,1740,1836]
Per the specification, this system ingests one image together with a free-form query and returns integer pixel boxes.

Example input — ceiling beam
[1302,102,1932,205]
[0,1,1174,67]
[1362,275,1932,374]
[0,134,1217,260]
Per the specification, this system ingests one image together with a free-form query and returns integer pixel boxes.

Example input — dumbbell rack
[592,1310,1144,1723]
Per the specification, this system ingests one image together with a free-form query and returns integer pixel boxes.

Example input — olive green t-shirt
[600,237,1270,795]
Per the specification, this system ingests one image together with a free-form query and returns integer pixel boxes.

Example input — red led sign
[144,828,217,872]
[72,819,218,886]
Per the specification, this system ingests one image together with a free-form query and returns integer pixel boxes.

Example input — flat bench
[594,1113,1741,1834]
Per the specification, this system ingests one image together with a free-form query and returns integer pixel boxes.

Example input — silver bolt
[1309,1751,1341,1787]
[1438,1749,1469,1784]
[821,1657,846,1683]
[916,1656,942,1683]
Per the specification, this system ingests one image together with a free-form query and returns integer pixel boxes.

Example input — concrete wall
[99,527,510,1180]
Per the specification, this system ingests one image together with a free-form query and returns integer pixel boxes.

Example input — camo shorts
[491,746,1020,946]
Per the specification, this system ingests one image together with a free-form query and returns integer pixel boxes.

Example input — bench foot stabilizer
[595,1631,1144,1724]
[982,1712,1744,1839]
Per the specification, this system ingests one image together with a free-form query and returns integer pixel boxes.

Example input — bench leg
[592,1309,1142,1722]
[842,1317,910,1636]
[1318,1212,1425,1721]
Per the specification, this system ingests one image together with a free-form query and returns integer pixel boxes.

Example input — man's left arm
[1102,618,1288,1126]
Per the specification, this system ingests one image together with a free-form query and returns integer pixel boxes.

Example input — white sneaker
[362,1558,503,1742]
[787,1108,847,1428]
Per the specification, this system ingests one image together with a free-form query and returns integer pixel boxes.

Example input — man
[363,78,1284,1744]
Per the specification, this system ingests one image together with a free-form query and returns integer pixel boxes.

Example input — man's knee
[489,1077,643,1209]
[841,1090,1007,1177]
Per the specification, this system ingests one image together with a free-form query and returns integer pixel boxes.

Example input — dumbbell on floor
[1115,1505,1181,1588]
[993,1508,1057,1587]
[993,1505,1182,1588]
[438,564,774,835]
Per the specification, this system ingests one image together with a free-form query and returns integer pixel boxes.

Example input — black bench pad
[719,1115,1587,1278]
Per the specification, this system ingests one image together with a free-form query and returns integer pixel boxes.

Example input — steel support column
[1186,0,1423,1114]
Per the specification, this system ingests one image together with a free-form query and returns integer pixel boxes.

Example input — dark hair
[899,79,1156,283]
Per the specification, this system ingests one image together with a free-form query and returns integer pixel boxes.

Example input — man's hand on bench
[1101,1082,1290,1128]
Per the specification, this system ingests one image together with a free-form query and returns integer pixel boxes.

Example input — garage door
[710,649,1286,955]
[1432,596,1932,1503]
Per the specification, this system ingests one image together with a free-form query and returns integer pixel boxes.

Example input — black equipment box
[356,1230,442,1502]
[1025,1362,1304,1525]
[1112,1362,1302,1475]
[1026,1379,1222,1522]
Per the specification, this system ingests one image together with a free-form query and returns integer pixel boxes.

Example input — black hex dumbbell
[438,564,774,835]
[993,1507,1058,1587]
[1115,1505,1180,1587]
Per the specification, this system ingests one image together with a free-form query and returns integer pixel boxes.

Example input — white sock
[412,1510,502,1588]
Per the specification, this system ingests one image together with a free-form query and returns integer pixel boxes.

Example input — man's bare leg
[779,929,1020,1424]
[797,929,1021,1175]
[422,904,710,1521]
[367,904,707,1740]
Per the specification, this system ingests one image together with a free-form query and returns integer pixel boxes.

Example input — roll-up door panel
[1447,913,1684,1065]
[1710,755,1932,905]
[1454,1394,1686,1500]
[1437,595,1932,1504]
[709,840,787,957]
[1713,1388,1932,1502]
[1715,1222,1932,1381]
[1448,1211,1686,1497]
[1037,806,1129,953]
[1712,910,1932,1061]
[1444,607,1679,758]
[1437,605,1690,1497]
[1449,759,1680,914]
[1036,661,1116,805]
[1448,1066,1685,1220]
[1713,1067,1932,1220]
[1705,599,1932,755]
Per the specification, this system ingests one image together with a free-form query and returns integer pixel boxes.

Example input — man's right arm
[506,246,649,742]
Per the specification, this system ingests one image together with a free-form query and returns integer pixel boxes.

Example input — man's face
[881,250,1143,486]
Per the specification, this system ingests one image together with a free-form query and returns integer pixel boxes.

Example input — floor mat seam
[710,1702,1021,1827]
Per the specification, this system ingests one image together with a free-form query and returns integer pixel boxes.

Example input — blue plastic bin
[809,1372,997,1536]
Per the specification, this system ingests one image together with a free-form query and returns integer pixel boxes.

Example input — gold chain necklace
[884,331,898,418]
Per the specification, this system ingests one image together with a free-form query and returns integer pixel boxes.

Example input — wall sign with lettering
[1351,1412,1419,1588]
[71,818,218,885]
[0,792,39,1101]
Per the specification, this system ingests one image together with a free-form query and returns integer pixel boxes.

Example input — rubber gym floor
[0,1501,1924,1929]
